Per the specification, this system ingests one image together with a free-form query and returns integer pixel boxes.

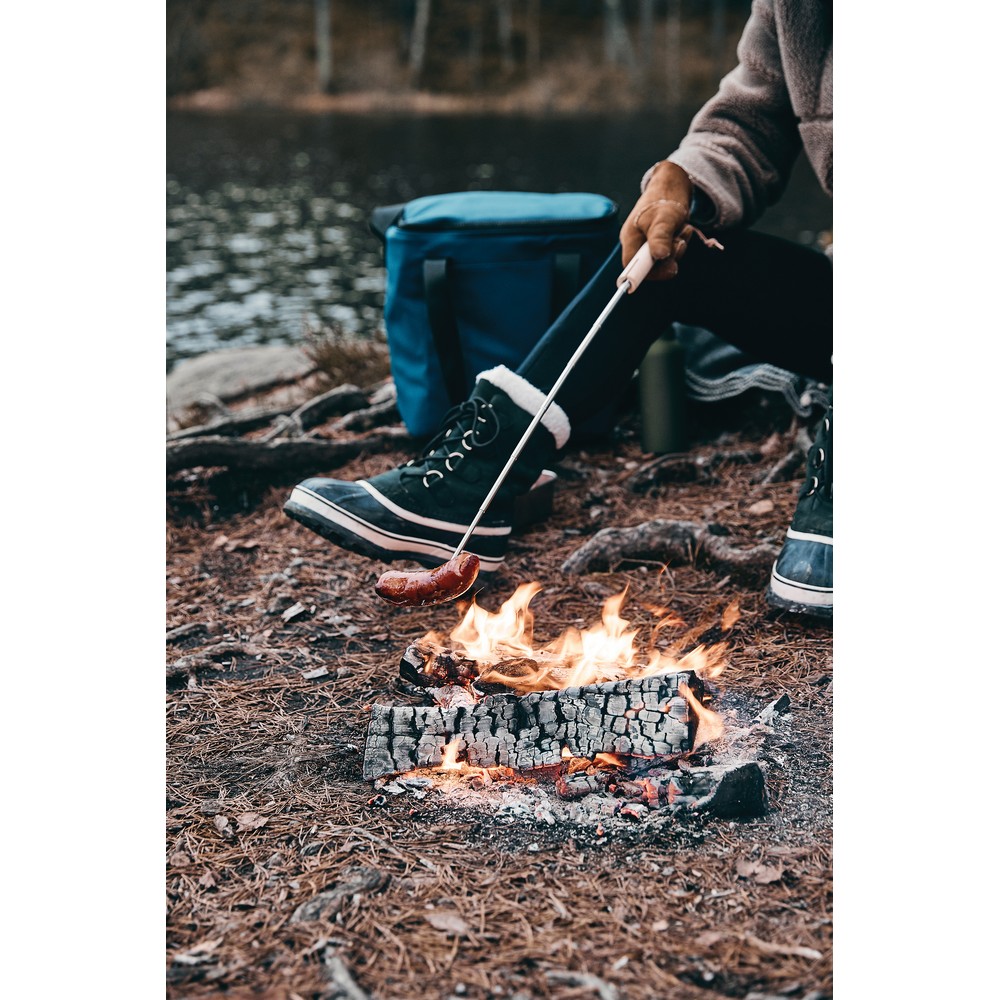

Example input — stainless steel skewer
[450,243,655,558]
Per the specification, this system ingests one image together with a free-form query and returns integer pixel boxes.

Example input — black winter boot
[283,366,569,572]
[766,401,833,617]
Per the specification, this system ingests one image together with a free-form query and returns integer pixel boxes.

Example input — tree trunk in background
[665,0,682,106]
[408,0,432,86]
[603,0,637,75]
[711,0,727,82]
[315,0,332,93]
[496,0,514,72]
[526,0,540,74]
[639,0,655,72]
[469,1,484,89]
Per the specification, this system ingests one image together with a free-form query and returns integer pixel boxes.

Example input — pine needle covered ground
[167,385,832,1000]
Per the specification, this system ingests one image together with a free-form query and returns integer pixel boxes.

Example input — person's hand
[620,160,695,281]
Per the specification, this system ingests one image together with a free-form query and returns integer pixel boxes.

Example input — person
[283,0,833,618]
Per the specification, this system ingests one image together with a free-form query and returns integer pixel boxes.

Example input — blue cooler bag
[370,191,619,437]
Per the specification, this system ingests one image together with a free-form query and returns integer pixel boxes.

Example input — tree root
[328,397,400,433]
[166,426,412,475]
[259,384,369,441]
[560,518,780,581]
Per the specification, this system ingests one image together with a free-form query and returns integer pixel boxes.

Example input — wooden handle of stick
[616,243,654,294]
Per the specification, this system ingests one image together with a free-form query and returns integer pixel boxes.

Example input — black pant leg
[517,231,833,426]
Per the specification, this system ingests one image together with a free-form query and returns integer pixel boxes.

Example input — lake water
[166,110,831,369]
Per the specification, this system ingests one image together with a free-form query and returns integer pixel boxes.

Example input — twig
[752,426,813,484]
[320,949,370,1000]
[545,969,619,1000]
[625,448,762,492]
[261,384,368,441]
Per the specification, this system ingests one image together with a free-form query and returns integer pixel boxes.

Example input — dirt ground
[166,387,832,1000]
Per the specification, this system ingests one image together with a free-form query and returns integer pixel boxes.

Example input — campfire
[363,586,775,824]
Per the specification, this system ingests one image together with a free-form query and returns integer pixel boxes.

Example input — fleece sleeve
[666,0,801,229]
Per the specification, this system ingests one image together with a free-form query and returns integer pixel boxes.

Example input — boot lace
[400,398,500,489]
[801,408,833,501]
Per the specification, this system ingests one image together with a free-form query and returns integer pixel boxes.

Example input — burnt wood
[613,761,767,816]
[363,672,704,780]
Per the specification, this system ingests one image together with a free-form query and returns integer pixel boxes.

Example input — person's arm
[666,0,800,229]
[620,0,799,277]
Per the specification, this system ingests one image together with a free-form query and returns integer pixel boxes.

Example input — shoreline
[167,85,703,118]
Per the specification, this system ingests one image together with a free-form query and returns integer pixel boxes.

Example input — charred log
[612,761,767,815]
[399,643,478,688]
[555,771,614,799]
[363,672,704,780]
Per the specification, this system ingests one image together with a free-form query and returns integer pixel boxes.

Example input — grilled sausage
[375,551,481,607]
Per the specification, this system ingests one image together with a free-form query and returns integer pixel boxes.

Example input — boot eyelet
[422,470,444,488]
[817,448,825,464]
[805,476,819,495]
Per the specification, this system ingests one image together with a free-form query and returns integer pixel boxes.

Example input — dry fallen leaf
[236,812,268,831]
[695,930,726,948]
[225,538,259,553]
[721,598,741,630]
[425,910,471,936]
[281,602,308,623]
[198,870,217,889]
[736,858,785,884]
[747,499,775,516]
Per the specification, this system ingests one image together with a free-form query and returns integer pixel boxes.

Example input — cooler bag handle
[422,252,584,405]
[369,203,406,242]
[423,258,468,405]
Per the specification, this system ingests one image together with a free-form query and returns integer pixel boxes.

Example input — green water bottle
[638,329,688,453]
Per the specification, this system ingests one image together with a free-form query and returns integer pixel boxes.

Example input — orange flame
[450,582,541,662]
[679,682,726,748]
[440,739,464,770]
[433,585,728,695]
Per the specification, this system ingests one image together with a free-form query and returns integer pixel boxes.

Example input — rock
[167,345,315,416]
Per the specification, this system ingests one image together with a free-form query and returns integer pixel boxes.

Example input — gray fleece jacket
[663,0,832,229]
